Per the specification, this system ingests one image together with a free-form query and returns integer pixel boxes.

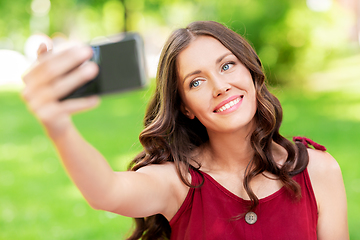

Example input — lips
[214,95,244,113]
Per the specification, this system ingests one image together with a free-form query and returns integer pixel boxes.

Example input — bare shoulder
[307,148,342,182]
[135,162,191,220]
[307,148,343,200]
[135,161,191,184]
[306,148,348,239]
[135,161,178,174]
[135,162,191,195]
[307,147,340,171]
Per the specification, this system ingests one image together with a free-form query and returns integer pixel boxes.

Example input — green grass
[0,85,359,239]
[0,88,151,240]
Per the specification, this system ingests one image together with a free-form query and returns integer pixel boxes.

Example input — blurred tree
[0,0,352,85]
[0,0,32,50]
[186,0,351,85]
[135,0,351,85]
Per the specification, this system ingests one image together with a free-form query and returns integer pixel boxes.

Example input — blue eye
[221,62,235,72]
[190,80,200,88]
[222,64,230,71]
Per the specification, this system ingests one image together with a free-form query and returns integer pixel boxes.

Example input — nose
[212,77,231,97]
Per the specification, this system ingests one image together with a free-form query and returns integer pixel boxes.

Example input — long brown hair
[127,21,309,240]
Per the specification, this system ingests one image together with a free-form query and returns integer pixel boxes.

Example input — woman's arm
[54,127,186,219]
[307,149,349,239]
[22,43,187,220]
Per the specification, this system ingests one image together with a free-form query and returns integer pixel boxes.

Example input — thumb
[37,43,51,60]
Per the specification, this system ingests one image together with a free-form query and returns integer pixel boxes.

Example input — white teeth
[216,97,241,113]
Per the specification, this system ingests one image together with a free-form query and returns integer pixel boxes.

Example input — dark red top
[169,168,318,240]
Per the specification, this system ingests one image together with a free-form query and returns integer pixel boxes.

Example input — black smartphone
[61,32,147,100]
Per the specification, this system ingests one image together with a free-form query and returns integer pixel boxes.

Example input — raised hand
[22,42,99,137]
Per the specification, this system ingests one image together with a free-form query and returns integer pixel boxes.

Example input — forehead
[177,36,233,75]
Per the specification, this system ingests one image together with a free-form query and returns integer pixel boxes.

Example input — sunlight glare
[31,0,51,17]
[0,50,30,88]
[307,0,332,12]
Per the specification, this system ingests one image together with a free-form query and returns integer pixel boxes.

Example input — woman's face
[176,36,257,136]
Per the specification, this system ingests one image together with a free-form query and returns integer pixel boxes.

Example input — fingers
[62,96,100,115]
[24,61,98,112]
[21,40,100,133]
[22,44,96,103]
[35,96,100,125]
[37,43,49,59]
[32,96,99,135]
[23,45,93,89]
[53,61,99,99]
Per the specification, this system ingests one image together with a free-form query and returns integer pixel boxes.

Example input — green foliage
[180,0,351,85]
[1,1,351,84]
[1,1,353,87]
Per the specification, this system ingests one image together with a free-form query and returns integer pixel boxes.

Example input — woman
[22,21,348,239]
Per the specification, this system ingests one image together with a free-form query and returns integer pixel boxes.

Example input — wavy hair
[127,21,309,240]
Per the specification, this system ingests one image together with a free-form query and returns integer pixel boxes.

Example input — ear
[180,103,195,119]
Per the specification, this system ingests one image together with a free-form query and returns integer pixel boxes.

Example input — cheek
[248,85,258,114]
[180,93,198,116]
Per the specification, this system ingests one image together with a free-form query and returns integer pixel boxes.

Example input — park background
[0,0,360,239]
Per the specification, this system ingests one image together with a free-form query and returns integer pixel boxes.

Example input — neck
[202,127,255,173]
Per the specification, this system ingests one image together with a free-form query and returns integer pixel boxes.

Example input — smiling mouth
[214,96,243,113]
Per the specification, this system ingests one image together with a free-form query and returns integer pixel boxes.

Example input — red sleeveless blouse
[169,168,318,239]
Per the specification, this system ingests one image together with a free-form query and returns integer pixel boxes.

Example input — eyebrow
[182,52,233,83]
[216,52,232,64]
[182,70,201,83]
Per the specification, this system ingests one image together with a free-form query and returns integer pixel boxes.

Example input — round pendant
[245,211,257,225]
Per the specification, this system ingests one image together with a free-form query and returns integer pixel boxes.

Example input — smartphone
[61,32,147,100]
